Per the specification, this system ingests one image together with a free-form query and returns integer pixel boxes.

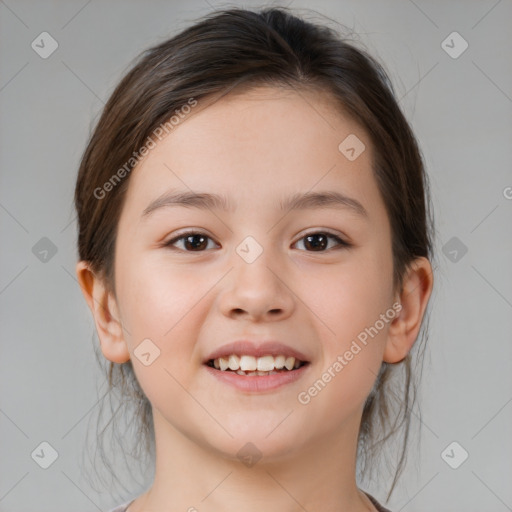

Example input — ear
[383,256,434,364]
[76,261,130,364]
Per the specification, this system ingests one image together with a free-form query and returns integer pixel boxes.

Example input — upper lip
[204,340,310,364]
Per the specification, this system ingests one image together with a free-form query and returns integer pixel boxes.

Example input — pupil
[184,234,329,251]
[186,235,207,251]
[305,234,327,251]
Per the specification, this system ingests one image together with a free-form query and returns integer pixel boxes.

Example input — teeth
[236,369,280,376]
[228,354,240,371]
[211,354,304,372]
[274,355,285,369]
[257,355,274,372]
[239,355,257,371]
[284,356,295,370]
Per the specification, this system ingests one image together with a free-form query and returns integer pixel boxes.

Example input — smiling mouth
[205,354,309,376]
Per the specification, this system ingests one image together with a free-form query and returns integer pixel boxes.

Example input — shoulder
[364,491,393,512]
[106,500,134,512]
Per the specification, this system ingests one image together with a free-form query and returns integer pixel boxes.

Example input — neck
[129,408,376,512]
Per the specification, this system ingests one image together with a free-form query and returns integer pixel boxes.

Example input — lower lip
[204,364,310,392]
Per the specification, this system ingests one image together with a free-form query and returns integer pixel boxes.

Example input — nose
[218,248,295,323]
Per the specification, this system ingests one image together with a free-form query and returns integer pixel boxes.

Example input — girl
[75,7,434,512]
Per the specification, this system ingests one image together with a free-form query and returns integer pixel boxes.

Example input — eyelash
[164,230,351,253]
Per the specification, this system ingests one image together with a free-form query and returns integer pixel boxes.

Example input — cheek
[295,246,393,413]
[300,250,394,344]
[116,257,209,383]
[296,266,392,424]
[115,272,210,422]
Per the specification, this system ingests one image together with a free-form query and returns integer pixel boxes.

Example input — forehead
[122,85,385,223]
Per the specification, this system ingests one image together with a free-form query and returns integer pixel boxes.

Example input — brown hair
[75,6,435,502]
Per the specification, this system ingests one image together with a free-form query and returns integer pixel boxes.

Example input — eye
[164,231,218,252]
[293,231,350,252]
[164,230,350,253]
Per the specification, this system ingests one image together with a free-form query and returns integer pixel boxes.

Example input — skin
[77,85,433,512]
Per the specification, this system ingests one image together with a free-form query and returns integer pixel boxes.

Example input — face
[110,85,397,460]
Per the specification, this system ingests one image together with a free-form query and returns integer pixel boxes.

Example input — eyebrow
[141,190,368,219]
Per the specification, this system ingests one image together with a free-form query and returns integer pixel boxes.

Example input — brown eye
[294,232,349,252]
[165,230,349,253]
[165,232,217,251]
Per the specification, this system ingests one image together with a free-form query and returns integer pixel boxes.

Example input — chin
[201,421,307,464]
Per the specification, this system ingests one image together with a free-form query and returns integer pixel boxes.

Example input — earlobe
[75,261,131,364]
[383,257,434,364]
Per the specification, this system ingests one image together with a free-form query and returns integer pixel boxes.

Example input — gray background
[1,1,511,511]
